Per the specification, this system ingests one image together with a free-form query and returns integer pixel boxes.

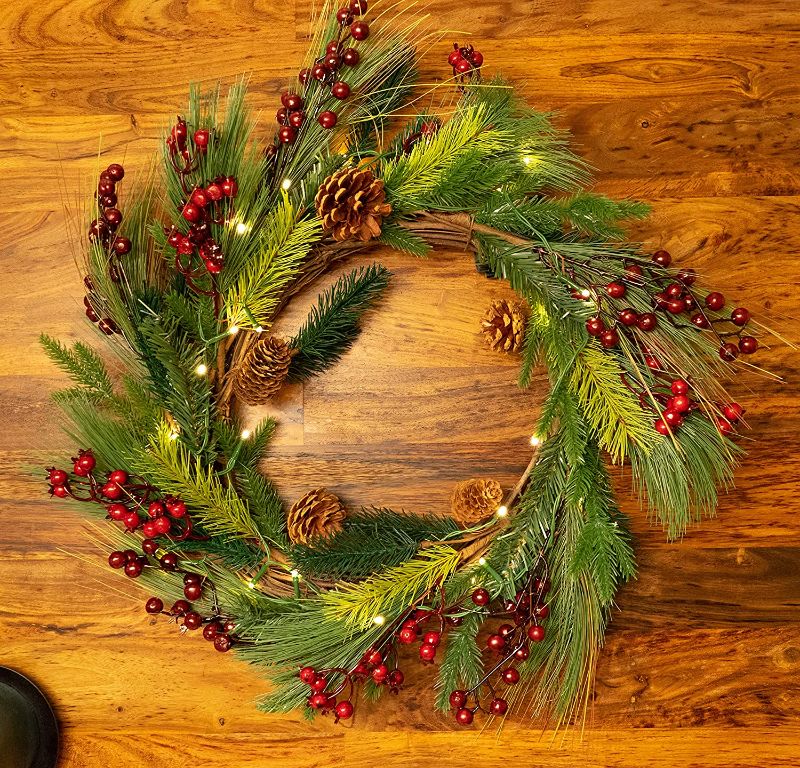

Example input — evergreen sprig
[289,263,391,381]
[40,335,113,399]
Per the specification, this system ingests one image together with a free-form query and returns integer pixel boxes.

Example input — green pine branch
[40,335,114,400]
[434,612,484,711]
[288,263,391,381]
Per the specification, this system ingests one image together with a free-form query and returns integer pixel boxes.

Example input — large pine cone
[480,298,528,353]
[287,488,346,546]
[233,336,295,405]
[451,478,504,526]
[315,166,392,242]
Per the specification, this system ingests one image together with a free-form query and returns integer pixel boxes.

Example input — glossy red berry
[419,643,437,661]
[586,316,605,337]
[171,599,190,616]
[626,263,643,276]
[600,329,619,348]
[335,700,354,720]
[166,499,187,518]
[142,538,159,555]
[448,50,464,67]
[350,0,367,13]
[498,623,514,638]
[487,634,505,652]
[281,92,304,111]
[159,552,178,570]
[663,410,683,428]
[469,50,484,67]
[278,125,297,144]
[455,58,472,74]
[124,559,143,578]
[723,402,744,422]
[489,697,508,715]
[342,48,360,67]
[716,416,733,436]
[455,708,474,725]
[76,452,96,472]
[720,343,739,361]
[388,669,404,687]
[108,551,126,569]
[671,379,689,396]
[731,307,750,326]
[113,237,132,255]
[331,81,351,99]
[107,503,127,521]
[514,644,530,661]
[324,53,341,70]
[336,7,354,24]
[101,481,123,499]
[145,597,163,614]
[214,634,232,652]
[183,581,203,601]
[449,690,467,709]
[48,469,69,486]
[299,666,317,684]
[371,664,388,683]
[182,203,202,224]
[318,110,338,129]
[106,163,125,181]
[527,625,545,643]
[221,176,238,198]
[398,627,417,644]
[183,611,202,630]
[122,511,139,531]
[471,588,490,606]
[501,667,520,685]
[203,622,221,642]
[739,335,758,354]
[104,208,122,229]
[289,111,304,128]
[605,282,626,299]
[618,308,638,326]
[671,394,691,413]
[298,68,311,84]
[637,313,657,331]
[705,292,726,310]
[691,312,710,328]
[667,298,686,314]
[677,268,697,285]
[350,20,369,39]
[652,249,671,267]
[423,631,441,647]
[654,419,670,436]
[52,486,69,498]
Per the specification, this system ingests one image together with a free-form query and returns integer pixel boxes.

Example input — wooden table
[2,1,799,765]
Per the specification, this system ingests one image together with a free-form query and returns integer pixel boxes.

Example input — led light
[228,325,239,335]
[255,326,264,333]
[290,569,300,579]
[235,221,251,235]
[522,155,533,165]
[478,557,486,566]
[281,178,292,191]
[169,431,179,441]
[373,615,386,626]
[195,363,208,376]
[496,505,508,518]
[241,429,251,440]
[580,289,591,299]
[247,580,256,589]
[530,435,542,447]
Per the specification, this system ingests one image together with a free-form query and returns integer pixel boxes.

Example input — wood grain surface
[2,1,800,765]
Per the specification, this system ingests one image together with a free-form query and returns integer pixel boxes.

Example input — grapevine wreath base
[42,0,776,728]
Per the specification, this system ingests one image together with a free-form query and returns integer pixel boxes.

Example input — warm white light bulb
[195,363,208,376]
[478,557,487,566]
[522,155,533,165]
[247,580,256,589]
[290,569,300,579]
[255,326,264,334]
[530,435,542,447]
[580,289,591,299]
[373,615,386,626]
[228,325,239,335]
[241,429,251,440]
[235,221,250,235]
[281,178,292,191]
[169,431,179,441]
[496,505,508,517]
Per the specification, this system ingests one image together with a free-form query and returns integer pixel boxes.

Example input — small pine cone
[315,166,392,242]
[233,336,295,405]
[451,478,504,526]
[480,298,528,353]
[287,488,346,546]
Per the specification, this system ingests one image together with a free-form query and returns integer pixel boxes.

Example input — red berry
[534,603,550,619]
[419,643,437,661]
[311,63,328,80]
[123,549,138,562]
[730,307,749,326]
[663,410,683,428]
[691,312,710,328]
[318,110,338,129]
[371,664,388,683]
[310,676,328,693]
[654,419,670,436]
[671,379,689,396]
[142,520,158,538]
[470,50,484,67]
[398,627,417,644]
[720,343,739,361]
[606,282,626,299]
[147,501,165,518]
[600,329,619,348]
[107,503,127,521]
[455,58,472,74]
[142,538,159,555]
[203,622,221,642]
[183,611,202,630]
[653,292,669,310]
[527,625,545,643]
[349,0,367,14]
[184,573,201,585]
[618,308,638,326]
[278,125,296,144]
[108,551,126,569]
[498,623,514,638]
[281,92,304,111]
[166,499,187,518]
[489,697,508,715]
[191,187,209,208]
[342,48,360,67]
[716,416,733,436]
[52,485,69,498]
[299,666,317,684]
[324,53,341,70]
[626,263,644,276]
[205,183,223,201]
[671,394,691,413]
[124,559,143,578]
[154,516,172,535]
[104,208,122,229]
[160,552,178,570]
[336,7,353,24]
[193,129,210,150]
[182,202,202,224]
[455,708,474,725]
[586,316,605,337]
[388,669,404,687]
[48,469,68,486]
[214,634,232,652]
[665,282,684,299]
[145,597,163,614]
[666,298,686,314]
[298,68,311,84]
[350,20,369,39]
[326,40,340,54]
[652,249,671,267]
[739,336,758,354]
[705,292,726,311]
[365,649,383,666]
[106,163,125,182]
[471,588,490,606]
[449,690,467,709]
[113,237,132,255]
[77,452,96,472]
[514,644,530,661]
[637,313,657,332]
[122,511,140,531]
[723,403,744,422]
[448,50,464,67]
[171,599,190,615]
[331,81,351,100]
[677,268,697,285]
[423,631,441,647]
[221,176,238,198]
[335,700,354,720]
[289,111,304,128]
[487,634,505,652]
[501,667,520,685]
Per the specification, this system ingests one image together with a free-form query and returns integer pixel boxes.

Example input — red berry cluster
[45,450,195,540]
[165,176,237,280]
[447,43,484,80]
[166,116,210,174]
[648,378,745,437]
[279,0,368,145]
[449,577,549,726]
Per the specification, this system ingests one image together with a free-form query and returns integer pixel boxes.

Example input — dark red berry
[350,20,369,39]
[677,268,697,285]
[203,622,221,642]
[455,58,472,74]
[160,552,178,570]
[106,163,125,182]
[723,402,744,422]
[335,700,354,720]
[637,313,657,332]
[527,625,545,642]
[171,599,190,615]
[618,308,638,326]
[336,7,353,24]
[739,335,758,354]
[278,125,297,144]
[349,0,367,14]
[720,343,739,361]
[145,597,163,614]
[705,292,726,311]
[113,237,132,255]
[318,110,338,129]
[606,282,626,299]
[691,312,710,328]
[142,538,159,555]
[124,559,143,578]
[586,316,605,337]
[471,588,490,606]
[501,667,520,685]
[654,418,670,436]
[455,708,474,725]
[299,666,317,684]
[449,690,467,708]
[342,48,360,67]
[671,379,689,396]
[108,551,126,569]
[331,81,351,99]
[716,416,733,436]
[419,643,437,661]
[487,634,505,652]
[489,697,508,715]
[730,307,750,326]
[214,634,232,652]
[652,249,671,267]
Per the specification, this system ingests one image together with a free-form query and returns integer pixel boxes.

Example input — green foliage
[289,263,391,381]
[290,508,460,579]
[377,222,431,257]
[434,612,483,711]
[40,335,113,399]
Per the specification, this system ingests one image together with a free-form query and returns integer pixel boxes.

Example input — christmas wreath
[41,1,773,728]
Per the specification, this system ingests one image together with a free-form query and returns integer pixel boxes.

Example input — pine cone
[451,478,504,526]
[233,336,295,405]
[480,298,528,353]
[315,166,392,242]
[287,488,346,545]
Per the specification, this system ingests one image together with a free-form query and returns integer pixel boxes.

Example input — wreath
[41,1,772,728]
